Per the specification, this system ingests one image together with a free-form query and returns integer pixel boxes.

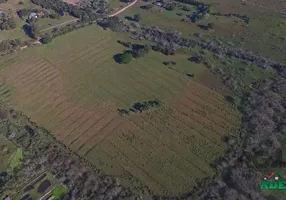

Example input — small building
[28,12,38,19]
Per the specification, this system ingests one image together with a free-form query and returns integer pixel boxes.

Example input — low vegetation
[118,99,162,115]
[8,148,23,171]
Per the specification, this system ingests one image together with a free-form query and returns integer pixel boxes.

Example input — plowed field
[0,26,240,196]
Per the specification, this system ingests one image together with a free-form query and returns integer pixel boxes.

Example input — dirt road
[39,0,138,32]
[108,0,138,17]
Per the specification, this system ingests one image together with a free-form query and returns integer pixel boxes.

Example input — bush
[41,35,53,44]
[118,51,132,64]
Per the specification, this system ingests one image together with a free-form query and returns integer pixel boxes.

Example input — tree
[49,13,60,19]
[17,9,30,19]
[133,13,142,22]
[30,22,40,39]
[118,51,132,64]
[41,35,53,44]
[207,23,214,29]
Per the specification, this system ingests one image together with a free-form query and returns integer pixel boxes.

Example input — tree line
[135,27,286,78]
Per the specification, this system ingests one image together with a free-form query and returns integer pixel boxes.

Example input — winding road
[40,0,139,32]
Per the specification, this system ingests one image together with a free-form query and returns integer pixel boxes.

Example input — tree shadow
[22,24,33,39]
[125,16,134,21]
[186,73,194,78]
[113,53,123,63]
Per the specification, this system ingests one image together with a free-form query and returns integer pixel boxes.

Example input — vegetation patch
[50,185,68,200]
[8,148,23,170]
[118,99,162,116]
[0,135,16,171]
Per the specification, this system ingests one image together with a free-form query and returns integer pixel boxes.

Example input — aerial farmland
[0,0,285,199]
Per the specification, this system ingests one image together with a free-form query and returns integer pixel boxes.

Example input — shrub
[41,35,53,44]
[118,51,132,64]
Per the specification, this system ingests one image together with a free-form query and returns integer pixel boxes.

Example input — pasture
[0,25,240,196]
[117,0,247,37]
[118,0,286,64]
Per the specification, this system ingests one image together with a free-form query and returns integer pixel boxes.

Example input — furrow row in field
[55,35,111,64]
[172,103,227,138]
[92,73,154,106]
[56,108,92,134]
[145,56,188,85]
[62,39,113,67]
[184,81,235,110]
[0,86,11,95]
[48,99,83,130]
[176,96,234,130]
[106,136,188,193]
[71,111,118,150]
[75,116,123,153]
[16,69,59,98]
[2,57,43,80]
[167,105,226,145]
[135,62,183,95]
[119,127,203,181]
[17,73,60,107]
[0,90,13,102]
[84,145,127,176]
[62,104,113,144]
[57,110,95,139]
[11,63,51,87]
[64,43,115,74]
[98,140,167,195]
[172,101,229,136]
[129,117,213,175]
[182,92,238,126]
[118,130,197,183]
[31,96,67,125]
[144,107,224,150]
[64,50,117,88]
[141,111,223,162]
[24,84,62,115]
[0,55,31,71]
[160,108,224,148]
[184,90,238,120]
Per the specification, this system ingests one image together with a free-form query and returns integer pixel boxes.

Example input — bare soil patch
[63,0,80,6]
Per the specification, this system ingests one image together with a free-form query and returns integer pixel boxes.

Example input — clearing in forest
[0,25,240,196]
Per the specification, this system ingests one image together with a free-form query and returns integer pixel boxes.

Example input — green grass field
[0,25,241,195]
[117,0,247,37]
[36,15,76,31]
